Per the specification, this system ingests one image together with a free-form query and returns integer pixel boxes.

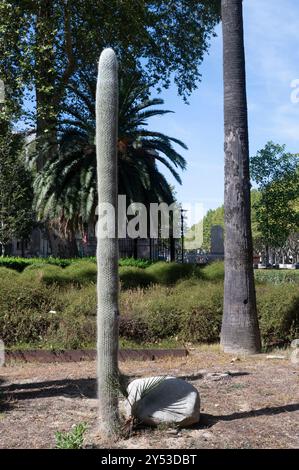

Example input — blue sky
[149,0,299,217]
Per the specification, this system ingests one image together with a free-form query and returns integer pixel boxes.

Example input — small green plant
[55,422,87,449]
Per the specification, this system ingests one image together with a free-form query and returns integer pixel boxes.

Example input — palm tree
[33,77,187,234]
[220,0,261,354]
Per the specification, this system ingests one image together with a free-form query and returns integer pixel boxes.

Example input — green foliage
[119,266,155,290]
[64,262,97,285]
[119,258,154,269]
[0,256,151,272]
[0,132,35,254]
[22,264,68,286]
[48,284,96,349]
[200,261,224,281]
[0,258,203,288]
[55,423,87,449]
[0,266,19,279]
[257,284,299,346]
[255,269,299,285]
[0,273,61,346]
[125,280,223,342]
[22,261,97,288]
[33,80,186,228]
[250,142,299,250]
[185,205,224,252]
[202,206,225,251]
[146,261,196,285]
[1,262,298,349]
[0,257,32,272]
[1,0,220,124]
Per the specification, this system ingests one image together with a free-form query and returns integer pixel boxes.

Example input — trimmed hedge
[257,284,299,346]
[0,262,298,350]
[146,262,199,285]
[0,256,71,272]
[0,256,154,272]
[200,261,224,281]
[119,258,155,269]
[119,266,155,289]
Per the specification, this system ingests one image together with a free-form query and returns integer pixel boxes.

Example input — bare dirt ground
[0,347,298,449]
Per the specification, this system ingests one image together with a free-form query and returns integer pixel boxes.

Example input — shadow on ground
[1,377,97,400]
[0,377,13,412]
[2,376,299,429]
[199,403,299,429]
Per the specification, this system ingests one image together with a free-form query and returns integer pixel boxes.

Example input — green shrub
[119,257,154,269]
[0,275,62,346]
[0,308,60,346]
[48,314,96,349]
[63,261,97,285]
[1,266,298,349]
[61,284,97,317]
[0,256,71,272]
[257,284,299,346]
[255,269,299,285]
[146,262,196,285]
[0,257,32,272]
[119,266,155,289]
[0,256,155,272]
[0,257,201,287]
[44,285,96,349]
[21,264,68,286]
[21,262,97,287]
[121,280,298,346]
[201,261,224,281]
[120,280,223,342]
[178,280,223,343]
[119,316,151,342]
[0,267,20,279]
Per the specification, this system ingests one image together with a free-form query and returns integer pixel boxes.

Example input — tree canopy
[32,79,187,230]
[0,0,220,131]
[187,142,299,256]
[250,142,299,252]
[0,130,35,255]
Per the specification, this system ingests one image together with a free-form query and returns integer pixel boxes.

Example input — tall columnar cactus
[96,48,119,433]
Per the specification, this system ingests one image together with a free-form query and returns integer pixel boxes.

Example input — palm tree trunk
[220,0,261,354]
[96,48,119,434]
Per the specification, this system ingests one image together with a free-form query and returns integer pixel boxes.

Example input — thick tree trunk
[96,49,119,434]
[220,0,261,354]
[35,0,57,171]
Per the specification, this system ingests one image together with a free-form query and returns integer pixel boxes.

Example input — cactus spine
[96,48,119,433]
